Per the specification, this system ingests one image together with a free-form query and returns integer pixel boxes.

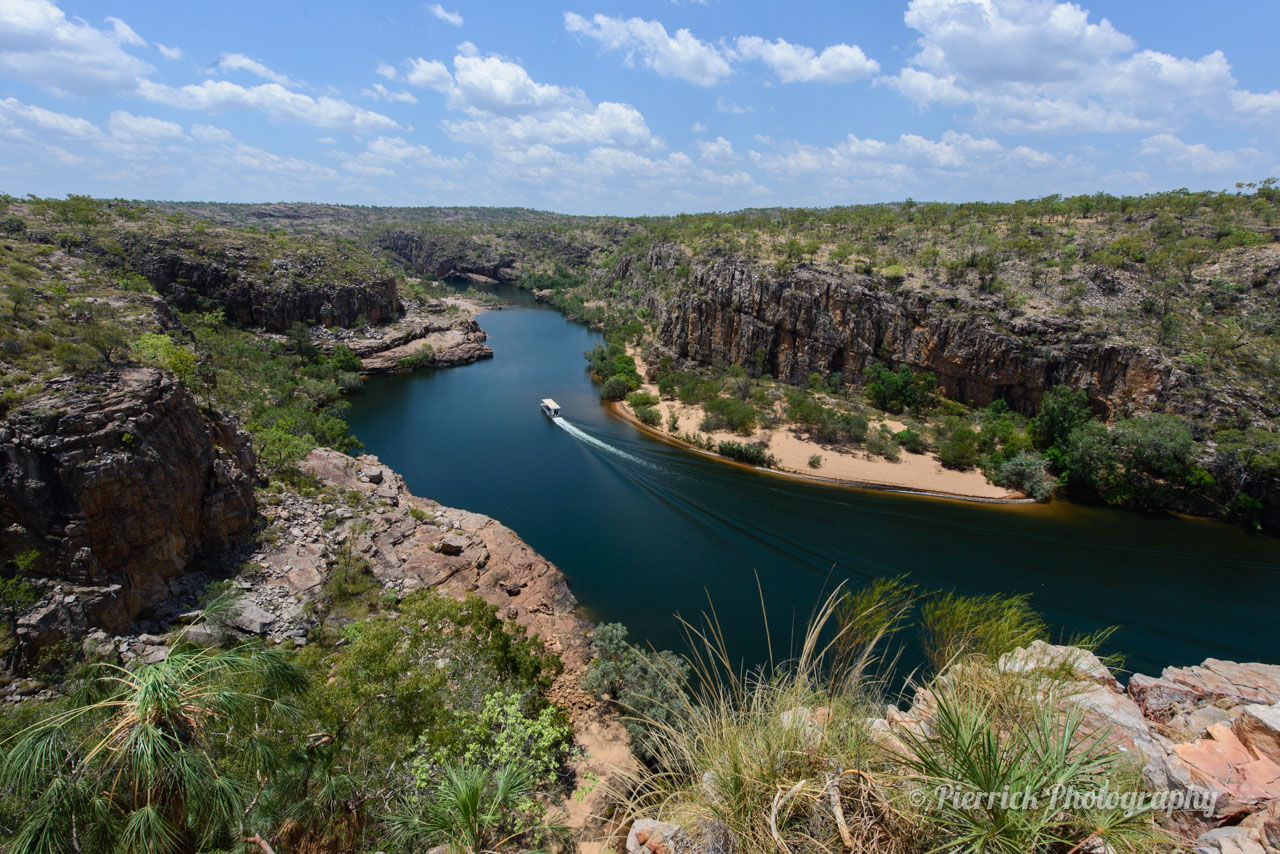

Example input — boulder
[997,640,1121,690]
[1232,704,1280,765]
[1129,661,1280,720]
[439,534,468,556]
[1173,724,1280,812]
[626,818,695,854]
[232,602,277,635]
[1193,825,1269,854]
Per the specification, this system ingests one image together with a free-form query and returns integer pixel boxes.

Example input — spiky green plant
[0,641,306,854]
[893,686,1164,853]
[385,761,568,854]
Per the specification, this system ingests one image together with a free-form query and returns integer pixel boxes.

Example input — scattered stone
[626,818,695,854]
[232,602,277,635]
[439,534,468,556]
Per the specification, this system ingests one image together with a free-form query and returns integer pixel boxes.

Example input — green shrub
[632,404,661,427]
[919,591,1047,673]
[600,375,631,400]
[998,452,1056,502]
[716,440,778,467]
[895,427,928,454]
[583,623,690,765]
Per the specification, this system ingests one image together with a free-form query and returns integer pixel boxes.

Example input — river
[345,286,1280,677]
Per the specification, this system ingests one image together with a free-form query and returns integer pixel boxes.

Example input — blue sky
[0,0,1277,214]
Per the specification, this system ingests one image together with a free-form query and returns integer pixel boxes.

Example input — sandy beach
[614,347,1026,503]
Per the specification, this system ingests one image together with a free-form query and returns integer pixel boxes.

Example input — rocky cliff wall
[622,246,1176,419]
[120,236,400,331]
[0,369,256,648]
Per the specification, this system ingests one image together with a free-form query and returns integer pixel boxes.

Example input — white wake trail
[553,416,652,468]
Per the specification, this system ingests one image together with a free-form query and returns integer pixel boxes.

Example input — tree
[0,642,306,854]
[132,332,199,388]
[1029,385,1092,460]
[600,375,631,400]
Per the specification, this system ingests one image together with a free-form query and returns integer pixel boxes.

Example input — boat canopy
[541,398,561,415]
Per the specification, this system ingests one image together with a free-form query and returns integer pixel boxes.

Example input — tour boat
[540,398,561,418]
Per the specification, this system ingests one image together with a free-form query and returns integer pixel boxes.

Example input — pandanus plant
[0,636,307,854]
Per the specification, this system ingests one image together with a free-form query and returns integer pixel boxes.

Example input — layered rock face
[378,229,520,283]
[0,369,255,647]
[122,236,400,331]
[320,300,494,373]
[621,247,1174,418]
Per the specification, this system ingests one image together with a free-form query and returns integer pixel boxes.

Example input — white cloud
[216,53,300,87]
[1139,134,1266,174]
[157,43,182,61]
[715,96,752,114]
[339,135,463,176]
[564,12,731,86]
[427,4,464,26]
[106,110,185,141]
[696,136,736,164]
[363,83,418,104]
[444,101,658,150]
[105,16,146,48]
[138,79,399,132]
[0,96,103,141]
[732,36,878,83]
[376,62,398,79]
[888,0,1280,133]
[404,57,453,90]
[448,52,584,115]
[0,0,153,94]
[691,120,708,133]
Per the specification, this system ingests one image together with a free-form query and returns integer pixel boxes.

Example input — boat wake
[553,416,652,468]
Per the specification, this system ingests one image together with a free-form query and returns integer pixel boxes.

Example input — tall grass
[608,584,1169,854]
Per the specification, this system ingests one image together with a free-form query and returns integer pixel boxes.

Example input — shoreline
[606,400,1036,505]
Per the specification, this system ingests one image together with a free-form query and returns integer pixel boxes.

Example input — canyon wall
[0,369,256,647]
[123,237,400,331]
[623,246,1175,419]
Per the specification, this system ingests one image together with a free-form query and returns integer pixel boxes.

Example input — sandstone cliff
[119,233,401,331]
[617,246,1175,419]
[0,369,255,649]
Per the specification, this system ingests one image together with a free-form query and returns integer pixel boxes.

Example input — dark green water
[346,287,1280,676]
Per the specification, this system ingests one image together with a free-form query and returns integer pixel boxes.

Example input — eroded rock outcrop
[0,369,255,648]
[120,233,400,331]
[324,301,494,373]
[616,246,1174,418]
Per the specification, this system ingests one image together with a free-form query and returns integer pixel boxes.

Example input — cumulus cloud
[444,101,658,150]
[732,36,879,83]
[216,53,300,87]
[340,135,462,176]
[1139,134,1266,174]
[447,53,585,115]
[403,57,453,90]
[363,83,418,104]
[427,4,464,26]
[0,0,153,94]
[157,43,182,60]
[137,79,399,132]
[885,0,1280,132]
[564,12,731,86]
[696,136,736,163]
